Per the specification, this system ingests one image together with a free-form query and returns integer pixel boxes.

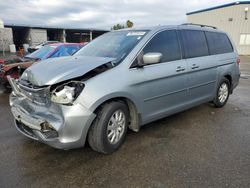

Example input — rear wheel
[213,78,230,108]
[88,101,129,154]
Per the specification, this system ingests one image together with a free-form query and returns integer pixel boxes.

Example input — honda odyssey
[8,24,240,154]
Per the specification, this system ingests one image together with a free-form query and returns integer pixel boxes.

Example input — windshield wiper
[111,53,127,66]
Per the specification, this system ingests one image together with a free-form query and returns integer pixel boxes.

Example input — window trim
[204,31,212,55]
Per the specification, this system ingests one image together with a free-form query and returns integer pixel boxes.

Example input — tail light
[237,57,240,65]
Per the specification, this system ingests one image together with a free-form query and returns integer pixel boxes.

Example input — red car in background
[0,43,84,88]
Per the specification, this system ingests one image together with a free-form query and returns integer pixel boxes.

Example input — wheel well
[93,97,140,132]
[224,74,233,93]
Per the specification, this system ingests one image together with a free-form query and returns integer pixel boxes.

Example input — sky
[0,0,244,30]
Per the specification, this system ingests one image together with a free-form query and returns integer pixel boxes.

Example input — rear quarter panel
[214,52,239,94]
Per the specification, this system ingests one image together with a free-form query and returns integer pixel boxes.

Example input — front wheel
[88,101,129,154]
[213,78,230,108]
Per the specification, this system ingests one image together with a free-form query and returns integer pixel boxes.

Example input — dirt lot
[0,56,249,188]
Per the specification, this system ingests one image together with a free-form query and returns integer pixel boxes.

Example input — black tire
[213,78,230,108]
[88,101,129,154]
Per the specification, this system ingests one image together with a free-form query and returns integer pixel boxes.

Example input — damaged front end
[8,56,116,149]
[51,81,85,105]
[8,76,60,140]
[8,76,97,149]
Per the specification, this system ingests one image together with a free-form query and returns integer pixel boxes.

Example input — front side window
[142,30,181,62]
[181,30,209,58]
[205,32,233,54]
[74,30,148,64]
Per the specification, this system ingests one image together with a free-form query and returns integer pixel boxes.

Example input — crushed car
[0,43,84,89]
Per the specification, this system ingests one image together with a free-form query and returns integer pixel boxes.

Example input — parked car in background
[27,41,59,53]
[8,24,240,154]
[0,43,83,88]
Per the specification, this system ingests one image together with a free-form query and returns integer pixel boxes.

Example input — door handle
[176,66,185,72]
[191,64,200,69]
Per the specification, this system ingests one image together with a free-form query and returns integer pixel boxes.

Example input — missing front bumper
[11,106,44,130]
[12,106,59,140]
[10,95,96,149]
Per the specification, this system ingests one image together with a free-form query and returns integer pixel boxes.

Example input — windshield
[26,45,56,60]
[74,30,148,64]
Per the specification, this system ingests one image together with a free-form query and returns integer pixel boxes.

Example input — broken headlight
[51,81,84,105]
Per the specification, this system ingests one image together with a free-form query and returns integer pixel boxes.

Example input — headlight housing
[51,81,84,105]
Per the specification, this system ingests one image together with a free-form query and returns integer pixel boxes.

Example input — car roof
[116,24,225,33]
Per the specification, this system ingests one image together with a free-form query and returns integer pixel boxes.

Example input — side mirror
[143,53,162,65]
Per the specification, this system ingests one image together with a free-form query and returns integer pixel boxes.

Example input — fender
[89,91,142,115]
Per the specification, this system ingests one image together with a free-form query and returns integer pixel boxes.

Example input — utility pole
[90,30,93,41]
[0,18,4,57]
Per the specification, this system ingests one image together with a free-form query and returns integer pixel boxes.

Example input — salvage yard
[0,56,250,187]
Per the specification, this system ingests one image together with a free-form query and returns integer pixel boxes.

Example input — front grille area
[16,120,38,139]
[11,78,50,105]
[19,84,49,104]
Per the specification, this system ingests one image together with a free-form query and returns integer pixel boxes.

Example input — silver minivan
[8,24,240,153]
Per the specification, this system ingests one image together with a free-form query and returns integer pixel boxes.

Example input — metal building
[187,1,250,55]
[0,18,14,52]
[0,22,108,52]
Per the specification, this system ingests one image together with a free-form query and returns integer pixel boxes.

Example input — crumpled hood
[21,56,115,86]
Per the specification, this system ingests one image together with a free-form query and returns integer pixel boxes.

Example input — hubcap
[218,83,229,103]
[107,110,126,145]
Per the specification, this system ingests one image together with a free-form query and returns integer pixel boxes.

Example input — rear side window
[205,32,233,55]
[143,30,181,62]
[181,30,209,58]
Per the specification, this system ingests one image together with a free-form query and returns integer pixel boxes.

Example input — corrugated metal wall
[29,29,47,46]
[187,4,250,55]
[0,28,13,51]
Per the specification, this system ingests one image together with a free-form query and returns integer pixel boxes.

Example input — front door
[131,30,188,124]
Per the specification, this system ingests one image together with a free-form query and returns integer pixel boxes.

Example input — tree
[111,24,125,30]
[126,20,133,28]
[111,20,134,30]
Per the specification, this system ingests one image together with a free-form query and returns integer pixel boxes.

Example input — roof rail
[181,23,217,29]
